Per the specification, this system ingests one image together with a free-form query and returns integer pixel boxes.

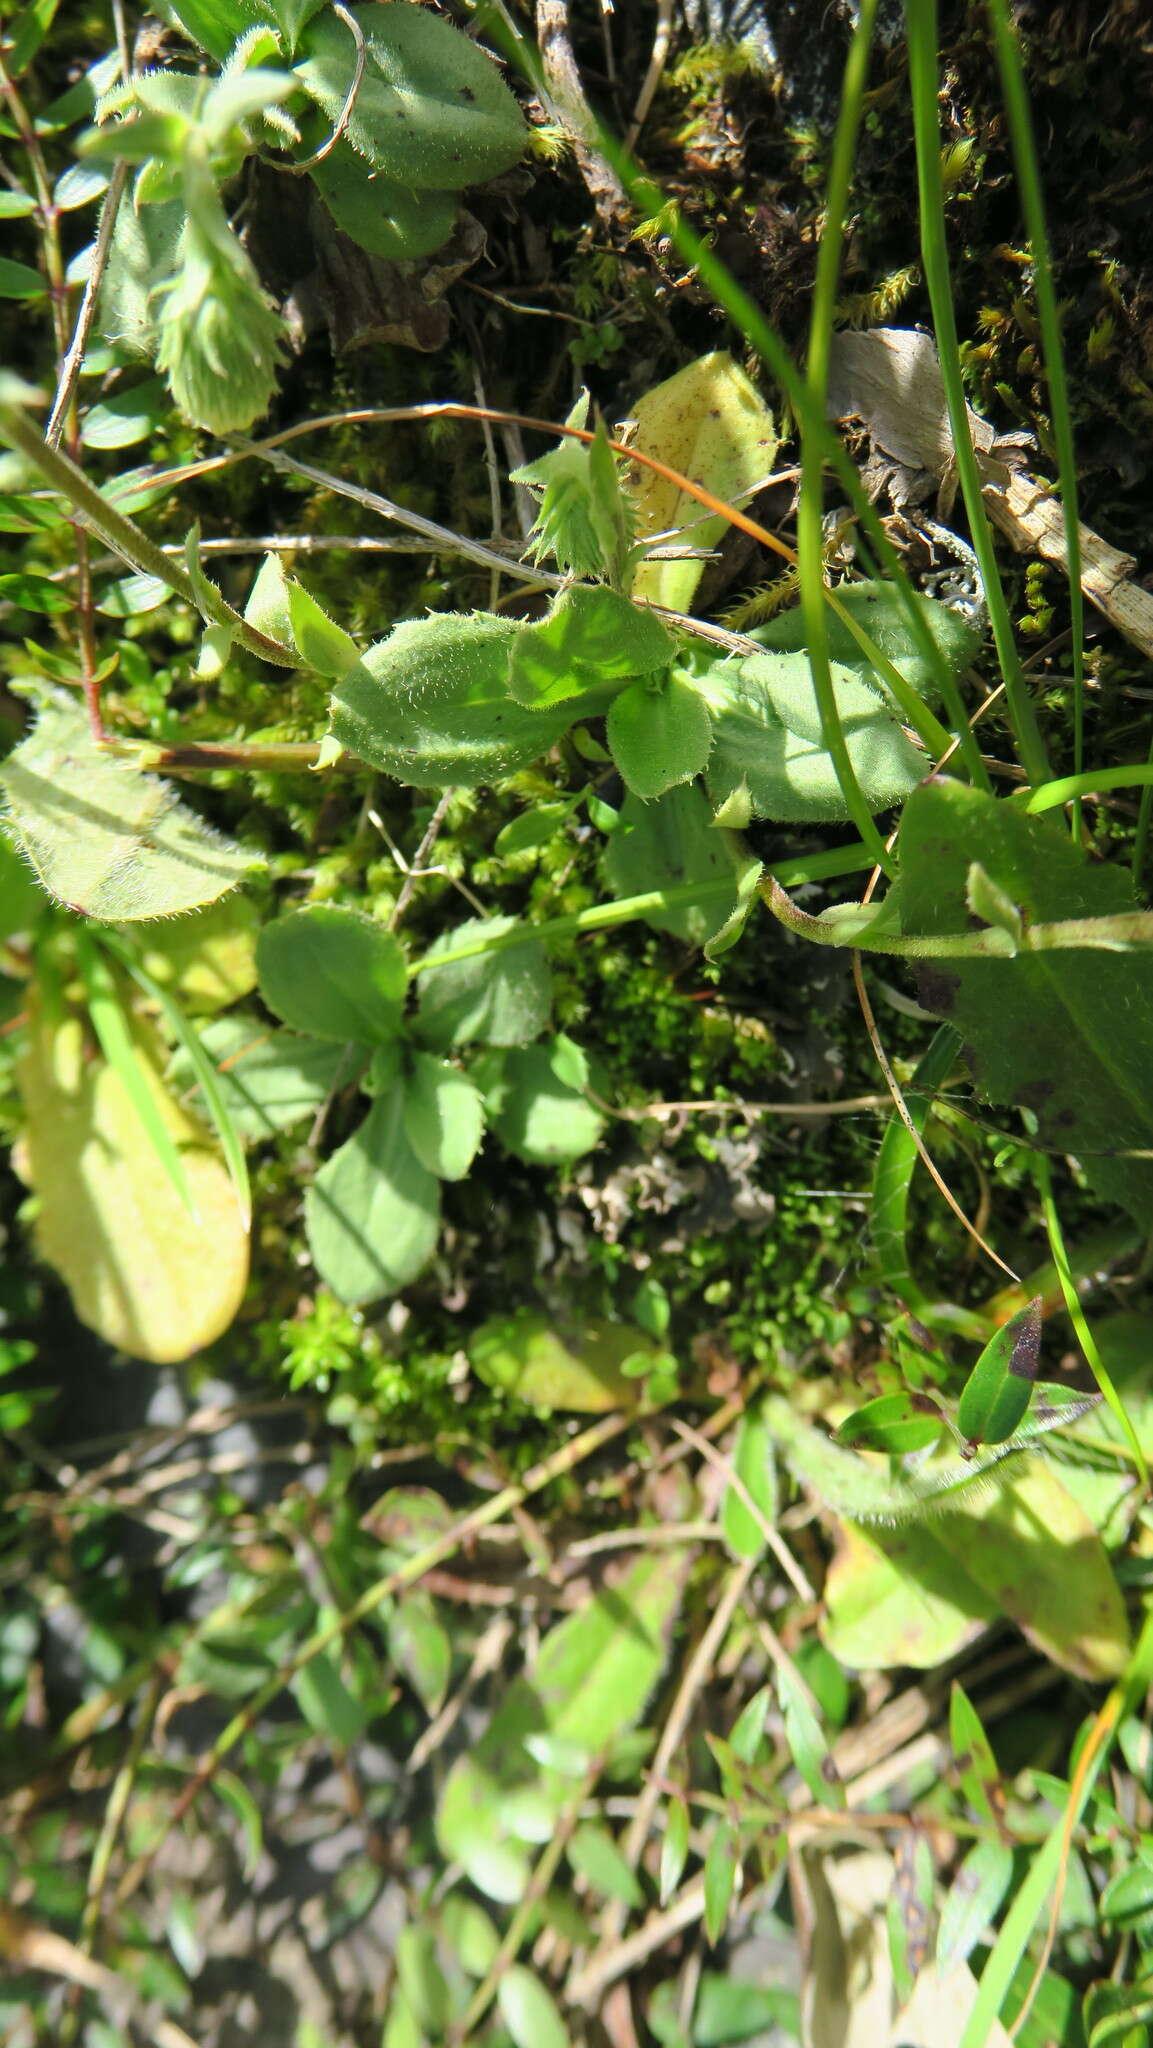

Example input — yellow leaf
[627,351,779,614]
[16,999,248,1363]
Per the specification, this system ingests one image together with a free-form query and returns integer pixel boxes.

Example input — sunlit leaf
[937,1838,1014,1972]
[628,351,779,614]
[436,1548,689,1900]
[821,1519,996,1671]
[469,1309,649,1412]
[721,1402,779,1559]
[14,999,248,1363]
[473,1033,606,1165]
[511,397,637,585]
[172,1014,350,1140]
[607,671,713,799]
[0,693,258,919]
[416,916,552,1049]
[566,1823,643,1906]
[507,584,672,708]
[329,613,574,789]
[386,1590,451,1714]
[659,1793,690,1906]
[497,1965,570,2048]
[401,1051,485,1181]
[309,141,458,259]
[703,1823,739,1944]
[257,903,406,1046]
[835,1391,945,1456]
[294,2,525,188]
[956,1297,1042,1448]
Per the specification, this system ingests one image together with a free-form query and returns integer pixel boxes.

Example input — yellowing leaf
[135,894,259,1013]
[822,1519,996,1672]
[627,351,779,614]
[15,1000,248,1362]
[935,1457,1130,1681]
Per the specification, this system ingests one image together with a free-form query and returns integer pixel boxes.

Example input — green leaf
[566,1823,643,1907]
[890,778,1153,1226]
[0,193,36,218]
[703,1823,739,1945]
[497,1966,570,2048]
[95,573,170,617]
[0,572,73,612]
[835,1392,945,1456]
[721,1402,779,1559]
[949,1683,1002,1829]
[1085,1977,1153,2048]
[0,693,259,919]
[307,140,457,259]
[822,1519,997,1671]
[214,1771,264,1882]
[511,399,637,586]
[243,550,294,645]
[603,782,746,948]
[173,1014,350,1139]
[401,1051,485,1181]
[256,904,406,1046]
[386,1590,451,1714]
[285,578,360,678]
[697,650,924,823]
[659,1793,690,1906]
[294,3,525,188]
[628,351,779,614]
[469,1310,650,1412]
[291,1648,369,1747]
[507,584,673,709]
[474,1034,606,1165]
[95,193,185,355]
[329,612,575,788]
[415,916,552,1049]
[936,1838,1014,1972]
[75,931,198,1222]
[0,257,47,298]
[956,1297,1042,1449]
[80,375,167,450]
[752,578,982,701]
[306,1091,441,1303]
[395,1924,451,2037]
[607,671,713,799]
[439,1894,499,1979]
[0,834,44,938]
[1099,1854,1153,1927]
[436,1548,689,1901]
[777,1661,842,1807]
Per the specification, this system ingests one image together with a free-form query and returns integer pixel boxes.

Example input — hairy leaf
[329,612,575,788]
[752,579,981,701]
[294,3,524,189]
[257,903,406,1046]
[603,782,749,947]
[507,584,673,708]
[0,694,259,919]
[697,651,924,823]
[307,139,458,259]
[607,671,713,799]
[415,916,552,1049]
[511,397,637,585]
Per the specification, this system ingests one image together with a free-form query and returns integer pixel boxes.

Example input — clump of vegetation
[3,4,1153,2045]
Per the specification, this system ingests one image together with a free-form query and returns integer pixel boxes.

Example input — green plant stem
[1031,1151,1148,1491]
[986,0,1085,837]
[403,848,874,981]
[799,0,891,874]
[0,387,298,667]
[1018,764,1153,815]
[762,874,1153,957]
[904,0,1051,791]
[111,1407,637,1913]
[961,1598,1153,2048]
[477,20,993,764]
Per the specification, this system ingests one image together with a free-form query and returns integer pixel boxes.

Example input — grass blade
[73,927,199,1223]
